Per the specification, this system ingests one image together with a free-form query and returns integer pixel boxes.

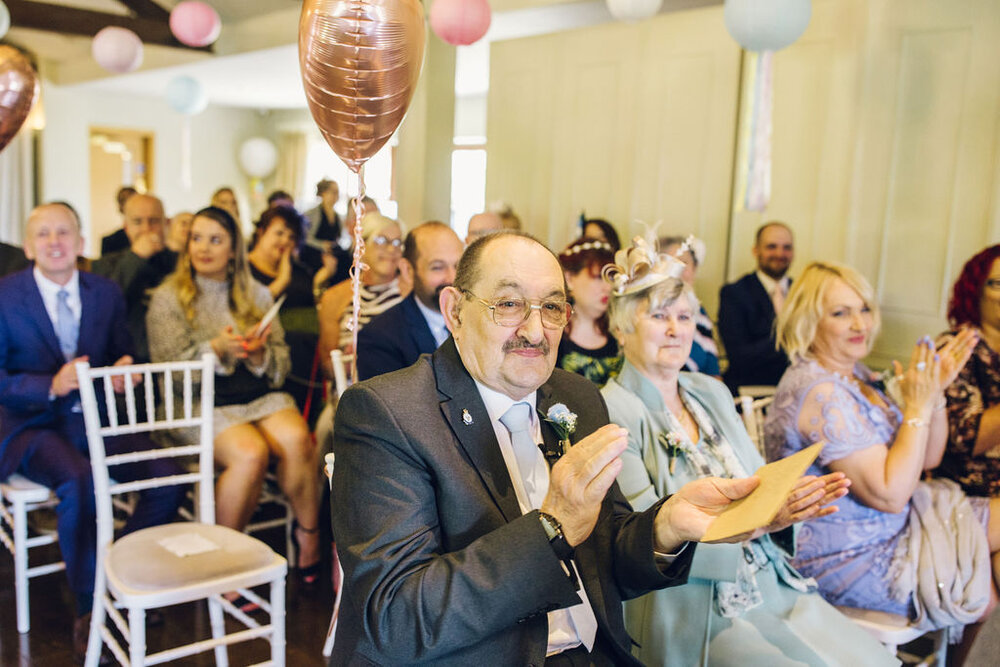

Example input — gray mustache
[503,338,550,355]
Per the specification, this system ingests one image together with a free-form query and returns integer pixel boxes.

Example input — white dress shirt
[33,267,81,333]
[474,381,598,657]
[414,296,449,347]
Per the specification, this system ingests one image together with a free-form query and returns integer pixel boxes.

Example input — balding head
[24,203,84,284]
[404,222,464,311]
[122,193,165,244]
[465,212,503,245]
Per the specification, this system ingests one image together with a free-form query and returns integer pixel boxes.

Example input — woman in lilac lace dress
[764,261,999,654]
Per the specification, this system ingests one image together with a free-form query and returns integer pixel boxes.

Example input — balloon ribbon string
[348,166,367,380]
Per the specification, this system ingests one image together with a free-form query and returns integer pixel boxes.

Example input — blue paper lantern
[165,75,208,115]
[724,0,811,52]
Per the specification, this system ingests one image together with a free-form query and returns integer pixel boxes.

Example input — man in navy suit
[717,221,794,393]
[357,221,464,380]
[0,203,182,661]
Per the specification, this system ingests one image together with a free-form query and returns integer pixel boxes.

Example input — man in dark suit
[718,221,794,393]
[0,240,29,277]
[0,203,182,661]
[98,185,138,256]
[357,221,464,380]
[331,231,765,665]
[92,194,178,363]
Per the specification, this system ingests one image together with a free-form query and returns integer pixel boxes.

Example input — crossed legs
[214,408,320,568]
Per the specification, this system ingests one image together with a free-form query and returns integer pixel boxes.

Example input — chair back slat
[76,354,216,554]
[330,349,355,399]
[103,375,118,428]
[164,369,174,421]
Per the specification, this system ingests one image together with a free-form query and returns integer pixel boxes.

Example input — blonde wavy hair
[167,206,263,331]
[776,261,881,361]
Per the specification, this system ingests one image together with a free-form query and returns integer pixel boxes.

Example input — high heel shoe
[293,521,322,586]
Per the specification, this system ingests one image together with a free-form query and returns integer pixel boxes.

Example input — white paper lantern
[0,3,10,40]
[606,0,663,23]
[92,27,144,74]
[724,0,812,52]
[239,137,278,179]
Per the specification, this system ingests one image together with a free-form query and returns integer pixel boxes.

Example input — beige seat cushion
[108,522,279,591]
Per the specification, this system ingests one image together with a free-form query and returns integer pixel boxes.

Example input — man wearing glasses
[330,231,762,665]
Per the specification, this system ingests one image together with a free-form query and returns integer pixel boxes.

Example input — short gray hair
[608,277,696,335]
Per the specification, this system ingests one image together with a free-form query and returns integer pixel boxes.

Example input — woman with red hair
[936,244,1000,496]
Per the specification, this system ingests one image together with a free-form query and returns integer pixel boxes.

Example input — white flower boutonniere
[659,431,684,474]
[545,403,578,456]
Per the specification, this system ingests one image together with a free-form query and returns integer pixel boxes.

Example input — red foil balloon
[0,46,37,154]
[299,0,426,174]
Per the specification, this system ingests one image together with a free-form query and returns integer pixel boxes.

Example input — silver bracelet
[904,417,928,429]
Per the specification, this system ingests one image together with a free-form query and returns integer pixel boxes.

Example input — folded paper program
[157,532,221,558]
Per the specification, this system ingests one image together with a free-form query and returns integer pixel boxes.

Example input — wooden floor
[0,521,335,666]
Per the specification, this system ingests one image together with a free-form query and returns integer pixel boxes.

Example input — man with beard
[717,221,795,393]
[356,221,464,380]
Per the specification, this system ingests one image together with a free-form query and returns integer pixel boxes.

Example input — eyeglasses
[463,290,572,329]
[370,235,402,249]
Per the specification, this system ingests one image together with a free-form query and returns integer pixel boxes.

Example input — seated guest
[556,237,622,386]
[267,189,295,209]
[661,235,720,378]
[765,261,999,655]
[0,240,28,277]
[92,194,178,363]
[1,203,182,660]
[936,244,1000,496]
[465,211,504,245]
[357,221,463,381]
[99,185,138,256]
[304,178,352,287]
[147,206,321,586]
[491,200,522,231]
[164,211,193,253]
[329,229,821,664]
[247,206,328,422]
[601,238,891,666]
[210,186,241,228]
[319,212,407,370]
[580,216,621,252]
[718,221,794,393]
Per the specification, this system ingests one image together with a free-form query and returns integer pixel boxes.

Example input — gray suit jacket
[330,338,694,665]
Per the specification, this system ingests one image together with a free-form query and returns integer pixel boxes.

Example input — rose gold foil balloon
[299,0,426,173]
[0,46,37,154]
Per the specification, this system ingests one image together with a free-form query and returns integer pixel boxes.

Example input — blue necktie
[499,402,542,501]
[55,288,78,361]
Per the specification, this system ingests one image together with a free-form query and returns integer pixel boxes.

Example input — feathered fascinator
[601,229,692,296]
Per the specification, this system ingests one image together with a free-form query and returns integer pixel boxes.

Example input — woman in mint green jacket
[599,239,895,666]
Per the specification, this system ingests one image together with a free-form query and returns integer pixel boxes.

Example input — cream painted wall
[487,0,1000,368]
[487,5,741,316]
[40,83,270,257]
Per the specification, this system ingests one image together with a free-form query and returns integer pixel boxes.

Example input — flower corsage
[658,431,684,474]
[544,403,578,460]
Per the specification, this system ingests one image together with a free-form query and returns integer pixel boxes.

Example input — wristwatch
[538,512,575,562]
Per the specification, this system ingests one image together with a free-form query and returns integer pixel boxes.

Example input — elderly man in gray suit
[331,231,800,665]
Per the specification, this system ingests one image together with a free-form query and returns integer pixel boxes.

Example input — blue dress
[764,358,988,618]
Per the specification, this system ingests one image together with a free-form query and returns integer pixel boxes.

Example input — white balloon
[239,137,278,179]
[606,0,663,23]
[0,2,10,40]
[92,27,144,74]
[725,0,811,52]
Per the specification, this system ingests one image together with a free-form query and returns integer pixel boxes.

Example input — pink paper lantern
[169,1,222,48]
[92,27,144,74]
[430,0,491,47]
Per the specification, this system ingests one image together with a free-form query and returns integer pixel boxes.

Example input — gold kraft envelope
[701,442,825,542]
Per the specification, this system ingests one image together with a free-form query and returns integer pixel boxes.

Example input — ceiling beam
[6,0,211,52]
[116,0,170,21]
